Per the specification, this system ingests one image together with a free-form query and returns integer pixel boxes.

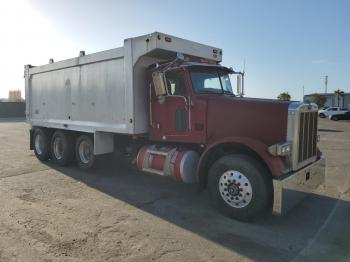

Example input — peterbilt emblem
[307,104,312,110]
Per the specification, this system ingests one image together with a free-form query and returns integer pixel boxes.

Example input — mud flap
[29,129,34,150]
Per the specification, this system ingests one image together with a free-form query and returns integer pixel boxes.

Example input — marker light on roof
[165,37,172,42]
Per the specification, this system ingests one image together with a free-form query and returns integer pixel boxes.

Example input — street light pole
[324,76,328,93]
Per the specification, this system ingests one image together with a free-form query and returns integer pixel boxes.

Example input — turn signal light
[268,142,292,156]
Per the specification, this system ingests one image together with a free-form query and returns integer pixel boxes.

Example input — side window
[165,70,186,96]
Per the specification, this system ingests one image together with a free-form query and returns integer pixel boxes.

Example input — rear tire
[208,154,272,221]
[319,113,325,118]
[332,116,339,121]
[50,130,75,166]
[76,135,96,169]
[33,128,51,161]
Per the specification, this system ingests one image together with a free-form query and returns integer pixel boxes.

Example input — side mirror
[152,71,167,96]
[237,74,242,95]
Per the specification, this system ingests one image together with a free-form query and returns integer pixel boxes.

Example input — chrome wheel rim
[219,170,253,208]
[34,134,44,155]
[78,140,91,164]
[53,137,63,160]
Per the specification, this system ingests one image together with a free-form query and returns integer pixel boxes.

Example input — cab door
[150,69,191,142]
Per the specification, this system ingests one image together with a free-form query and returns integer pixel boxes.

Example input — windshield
[190,68,234,95]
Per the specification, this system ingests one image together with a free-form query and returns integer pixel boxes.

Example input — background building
[0,90,25,118]
[8,90,23,102]
[304,92,350,109]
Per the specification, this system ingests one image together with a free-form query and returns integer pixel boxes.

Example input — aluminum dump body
[25,32,222,134]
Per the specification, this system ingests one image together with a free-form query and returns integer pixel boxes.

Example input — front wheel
[319,113,325,118]
[208,154,272,221]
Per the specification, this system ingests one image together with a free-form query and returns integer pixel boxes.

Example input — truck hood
[205,96,291,146]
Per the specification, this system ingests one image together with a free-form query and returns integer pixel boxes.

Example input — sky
[0,0,349,100]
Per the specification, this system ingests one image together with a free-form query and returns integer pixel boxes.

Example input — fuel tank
[136,145,200,183]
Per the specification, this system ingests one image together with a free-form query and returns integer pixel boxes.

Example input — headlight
[268,142,292,156]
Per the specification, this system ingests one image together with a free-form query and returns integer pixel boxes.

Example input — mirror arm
[237,74,242,96]
[241,72,245,97]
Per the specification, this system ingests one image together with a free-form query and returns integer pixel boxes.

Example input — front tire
[208,154,272,221]
[319,113,325,118]
[76,135,96,169]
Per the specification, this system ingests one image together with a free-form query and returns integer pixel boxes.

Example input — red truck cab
[137,58,326,220]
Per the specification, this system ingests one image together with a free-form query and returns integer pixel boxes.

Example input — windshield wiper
[223,90,235,96]
[197,90,234,95]
[198,90,223,94]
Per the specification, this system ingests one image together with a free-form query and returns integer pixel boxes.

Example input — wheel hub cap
[79,140,91,164]
[227,183,240,196]
[53,137,63,160]
[219,170,253,208]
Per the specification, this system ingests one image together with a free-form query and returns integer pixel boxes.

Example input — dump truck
[25,32,326,220]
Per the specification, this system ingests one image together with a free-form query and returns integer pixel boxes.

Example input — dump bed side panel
[27,49,130,133]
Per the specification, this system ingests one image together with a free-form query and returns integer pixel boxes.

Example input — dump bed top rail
[25,32,222,76]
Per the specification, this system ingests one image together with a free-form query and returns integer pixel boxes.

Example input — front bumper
[272,156,326,215]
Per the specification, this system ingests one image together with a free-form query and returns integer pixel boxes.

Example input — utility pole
[302,85,305,101]
[324,76,328,93]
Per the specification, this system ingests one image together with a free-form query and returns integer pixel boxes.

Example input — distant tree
[277,92,291,101]
[334,89,345,107]
[309,94,327,108]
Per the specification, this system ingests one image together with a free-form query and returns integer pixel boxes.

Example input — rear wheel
[76,135,96,169]
[50,130,75,166]
[332,116,339,121]
[208,154,272,221]
[33,128,51,161]
[319,113,325,118]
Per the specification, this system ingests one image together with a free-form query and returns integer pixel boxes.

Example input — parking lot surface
[0,118,349,262]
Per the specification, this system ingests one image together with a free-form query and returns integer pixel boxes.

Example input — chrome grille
[287,102,319,171]
[297,111,318,163]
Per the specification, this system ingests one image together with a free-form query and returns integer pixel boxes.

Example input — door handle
[184,97,189,111]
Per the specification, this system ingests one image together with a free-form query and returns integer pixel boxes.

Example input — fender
[197,136,285,186]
